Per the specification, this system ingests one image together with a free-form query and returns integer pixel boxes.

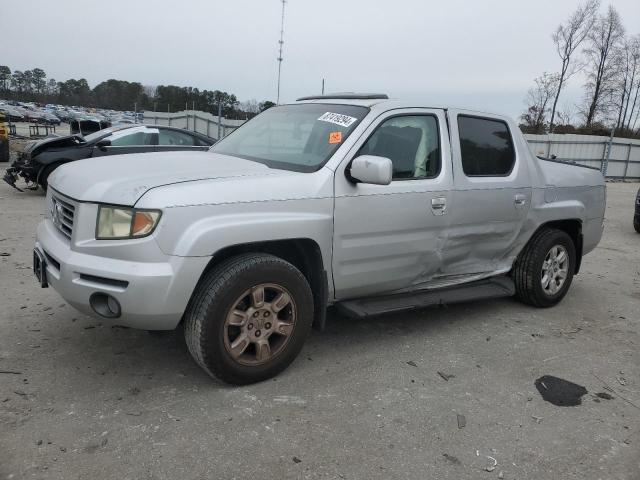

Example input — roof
[291,94,511,120]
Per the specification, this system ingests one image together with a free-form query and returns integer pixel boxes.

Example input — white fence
[142,110,246,140]
[524,133,640,181]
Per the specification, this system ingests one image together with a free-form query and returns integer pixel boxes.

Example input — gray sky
[2,0,639,118]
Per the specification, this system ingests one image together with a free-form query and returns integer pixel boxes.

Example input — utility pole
[276,0,287,104]
[321,78,325,95]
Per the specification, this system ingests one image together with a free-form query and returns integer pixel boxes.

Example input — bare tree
[521,72,560,132]
[143,84,157,99]
[240,99,260,114]
[618,35,640,131]
[549,0,600,131]
[583,6,625,126]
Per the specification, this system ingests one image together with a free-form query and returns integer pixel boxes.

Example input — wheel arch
[36,159,69,185]
[524,219,583,273]
[189,238,329,330]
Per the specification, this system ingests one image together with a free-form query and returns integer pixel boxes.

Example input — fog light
[89,292,121,318]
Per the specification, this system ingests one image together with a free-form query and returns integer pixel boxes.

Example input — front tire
[634,216,640,233]
[38,163,60,192]
[184,253,314,385]
[513,228,576,308]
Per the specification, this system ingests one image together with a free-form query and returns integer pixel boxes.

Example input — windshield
[211,103,369,172]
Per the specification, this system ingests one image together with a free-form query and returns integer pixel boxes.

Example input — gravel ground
[0,181,639,480]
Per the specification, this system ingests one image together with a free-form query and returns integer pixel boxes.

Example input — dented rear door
[443,110,532,278]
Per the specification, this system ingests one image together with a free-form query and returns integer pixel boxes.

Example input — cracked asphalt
[1,180,639,479]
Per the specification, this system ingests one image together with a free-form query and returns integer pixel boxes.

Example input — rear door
[332,108,453,299]
[443,110,531,278]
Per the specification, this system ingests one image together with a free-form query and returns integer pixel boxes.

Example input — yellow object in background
[0,112,7,140]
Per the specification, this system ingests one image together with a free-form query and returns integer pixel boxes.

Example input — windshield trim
[210,103,371,173]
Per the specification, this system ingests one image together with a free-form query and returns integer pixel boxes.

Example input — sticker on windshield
[318,112,358,128]
[328,131,343,144]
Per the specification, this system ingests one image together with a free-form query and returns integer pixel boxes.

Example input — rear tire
[513,228,576,308]
[634,216,640,233]
[184,253,314,385]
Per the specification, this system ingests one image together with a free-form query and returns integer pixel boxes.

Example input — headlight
[96,206,161,239]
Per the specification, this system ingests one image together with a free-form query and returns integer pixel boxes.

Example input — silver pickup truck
[34,94,605,384]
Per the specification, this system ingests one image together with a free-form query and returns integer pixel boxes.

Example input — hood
[49,151,281,205]
[26,134,84,156]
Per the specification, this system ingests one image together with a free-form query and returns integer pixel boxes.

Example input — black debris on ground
[457,414,466,429]
[442,453,461,465]
[596,392,614,400]
[437,371,455,381]
[534,375,588,406]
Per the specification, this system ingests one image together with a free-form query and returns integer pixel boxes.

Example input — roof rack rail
[296,93,389,101]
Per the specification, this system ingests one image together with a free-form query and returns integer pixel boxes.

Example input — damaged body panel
[32,96,605,383]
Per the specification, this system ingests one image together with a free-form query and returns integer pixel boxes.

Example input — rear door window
[458,115,515,176]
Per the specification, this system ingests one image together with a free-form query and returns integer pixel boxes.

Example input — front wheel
[38,163,60,192]
[184,253,314,385]
[513,228,576,308]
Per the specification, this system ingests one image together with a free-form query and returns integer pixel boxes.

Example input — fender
[155,199,335,271]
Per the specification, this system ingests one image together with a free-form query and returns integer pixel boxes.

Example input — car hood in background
[25,134,83,156]
[48,151,285,206]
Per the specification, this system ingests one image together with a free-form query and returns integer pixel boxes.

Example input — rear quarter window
[458,115,515,176]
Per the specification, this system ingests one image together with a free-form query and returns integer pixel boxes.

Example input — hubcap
[223,283,296,366]
[541,245,569,295]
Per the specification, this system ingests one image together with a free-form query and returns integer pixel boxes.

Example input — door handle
[431,197,447,215]
[514,194,527,208]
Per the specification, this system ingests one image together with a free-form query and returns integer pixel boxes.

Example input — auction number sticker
[318,112,358,128]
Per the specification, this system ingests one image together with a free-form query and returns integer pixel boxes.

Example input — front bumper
[3,155,39,190]
[35,218,209,330]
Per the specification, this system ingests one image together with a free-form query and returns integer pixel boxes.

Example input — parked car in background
[3,124,216,191]
[31,94,606,384]
[0,106,25,122]
[22,109,46,123]
[41,112,62,125]
[70,119,111,136]
[634,188,640,233]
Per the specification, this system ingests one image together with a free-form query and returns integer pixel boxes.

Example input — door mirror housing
[95,139,111,150]
[349,155,393,185]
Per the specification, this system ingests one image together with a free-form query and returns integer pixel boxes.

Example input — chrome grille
[50,194,76,239]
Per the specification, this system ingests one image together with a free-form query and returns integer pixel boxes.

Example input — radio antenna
[276,0,287,104]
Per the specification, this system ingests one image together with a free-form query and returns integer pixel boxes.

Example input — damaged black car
[3,125,216,191]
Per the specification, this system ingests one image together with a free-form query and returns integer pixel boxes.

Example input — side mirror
[95,139,111,150]
[349,155,393,185]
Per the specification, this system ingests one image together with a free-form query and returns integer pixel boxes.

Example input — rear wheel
[184,253,313,385]
[513,228,576,308]
[634,216,640,233]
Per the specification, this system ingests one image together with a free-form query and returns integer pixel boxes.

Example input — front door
[332,109,453,300]
[443,110,532,278]
[91,127,159,157]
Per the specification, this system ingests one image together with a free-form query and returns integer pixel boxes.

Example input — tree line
[0,66,276,119]
[521,0,640,138]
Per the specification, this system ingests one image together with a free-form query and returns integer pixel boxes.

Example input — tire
[634,216,640,234]
[38,163,60,192]
[184,253,314,385]
[513,228,576,308]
